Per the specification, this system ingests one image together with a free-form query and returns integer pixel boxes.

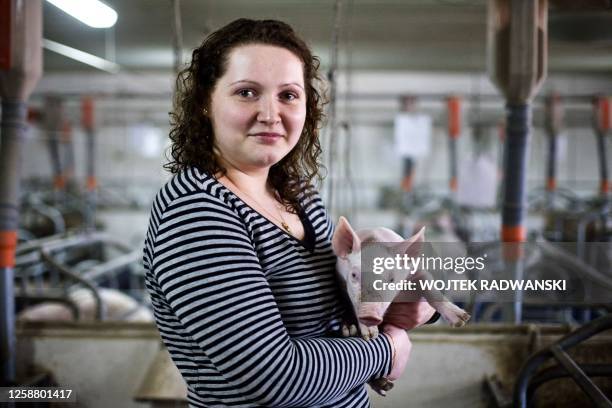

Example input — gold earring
[202,107,208,115]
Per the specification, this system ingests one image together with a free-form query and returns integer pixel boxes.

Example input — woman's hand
[383,301,436,331]
[382,324,412,381]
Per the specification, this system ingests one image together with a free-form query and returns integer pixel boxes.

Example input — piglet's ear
[332,216,361,258]
[393,226,425,257]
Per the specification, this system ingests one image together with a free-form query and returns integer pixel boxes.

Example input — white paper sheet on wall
[393,113,432,158]
[555,133,568,163]
[457,155,498,208]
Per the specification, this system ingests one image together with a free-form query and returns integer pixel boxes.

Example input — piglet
[332,216,470,339]
[18,288,153,322]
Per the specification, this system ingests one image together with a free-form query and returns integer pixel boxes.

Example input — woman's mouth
[251,132,283,144]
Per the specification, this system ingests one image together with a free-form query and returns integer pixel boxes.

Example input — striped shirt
[143,167,392,407]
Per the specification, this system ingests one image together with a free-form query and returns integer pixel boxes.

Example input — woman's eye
[282,92,299,101]
[237,89,256,98]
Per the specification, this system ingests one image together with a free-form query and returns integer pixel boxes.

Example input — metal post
[0,101,26,384]
[447,96,461,196]
[0,0,43,385]
[502,104,530,323]
[487,0,548,323]
[593,97,610,200]
[544,93,562,209]
[82,97,96,231]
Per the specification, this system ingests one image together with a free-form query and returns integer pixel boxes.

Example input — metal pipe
[44,96,64,201]
[38,248,106,320]
[513,314,612,408]
[488,0,548,323]
[447,96,461,195]
[502,104,530,242]
[82,97,96,231]
[544,93,562,208]
[0,101,27,384]
[60,120,75,189]
[1,0,44,383]
[171,0,183,74]
[593,97,610,198]
[501,104,532,323]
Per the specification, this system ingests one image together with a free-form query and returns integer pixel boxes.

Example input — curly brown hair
[165,18,326,212]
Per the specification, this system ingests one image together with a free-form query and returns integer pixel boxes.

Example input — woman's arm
[148,192,392,407]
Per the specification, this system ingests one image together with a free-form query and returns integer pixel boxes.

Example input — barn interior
[1,0,612,407]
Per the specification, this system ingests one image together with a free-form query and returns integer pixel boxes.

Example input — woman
[143,18,433,407]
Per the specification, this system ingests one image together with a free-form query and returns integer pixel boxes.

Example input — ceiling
[42,0,612,76]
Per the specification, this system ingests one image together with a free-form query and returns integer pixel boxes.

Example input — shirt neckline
[204,173,317,252]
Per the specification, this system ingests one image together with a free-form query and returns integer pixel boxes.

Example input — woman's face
[209,44,307,173]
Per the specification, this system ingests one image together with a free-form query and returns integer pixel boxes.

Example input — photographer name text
[373,279,567,292]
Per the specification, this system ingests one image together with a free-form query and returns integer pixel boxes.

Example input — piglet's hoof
[341,323,360,337]
[368,377,394,396]
[438,302,471,327]
[359,323,379,340]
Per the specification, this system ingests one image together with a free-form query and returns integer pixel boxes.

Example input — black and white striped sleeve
[150,193,392,407]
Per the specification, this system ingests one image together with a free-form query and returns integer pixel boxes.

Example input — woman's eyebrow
[282,82,305,90]
[230,79,304,90]
[230,79,258,86]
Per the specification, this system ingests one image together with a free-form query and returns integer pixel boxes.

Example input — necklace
[224,176,292,233]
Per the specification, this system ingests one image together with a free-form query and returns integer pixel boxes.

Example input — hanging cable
[325,0,343,216]
[171,0,184,74]
[342,0,357,223]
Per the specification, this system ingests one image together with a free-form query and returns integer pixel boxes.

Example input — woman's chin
[250,153,285,168]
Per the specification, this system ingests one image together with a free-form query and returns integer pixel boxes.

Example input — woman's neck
[221,166,272,199]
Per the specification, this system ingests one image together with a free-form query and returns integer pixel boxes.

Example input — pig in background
[18,288,153,322]
[331,216,470,340]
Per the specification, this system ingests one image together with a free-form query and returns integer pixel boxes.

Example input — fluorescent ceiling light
[43,39,120,73]
[46,0,118,28]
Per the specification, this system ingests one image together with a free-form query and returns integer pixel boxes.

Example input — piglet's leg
[413,270,471,327]
[368,377,394,396]
[430,300,471,327]
[341,322,379,340]
[359,322,379,340]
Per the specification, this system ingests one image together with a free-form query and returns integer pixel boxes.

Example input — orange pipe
[449,177,458,192]
[53,174,65,190]
[597,97,610,132]
[447,96,461,139]
[87,176,97,191]
[82,96,94,131]
[501,225,526,242]
[401,174,413,193]
[0,230,17,267]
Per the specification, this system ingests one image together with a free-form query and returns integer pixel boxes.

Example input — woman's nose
[256,96,281,124]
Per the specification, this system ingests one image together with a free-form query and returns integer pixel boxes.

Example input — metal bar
[550,345,612,407]
[38,248,106,320]
[502,104,530,240]
[501,104,531,323]
[15,294,80,320]
[513,314,612,407]
[483,375,512,408]
[0,101,27,385]
[81,250,141,282]
[82,97,96,231]
[595,128,609,197]
[527,364,612,404]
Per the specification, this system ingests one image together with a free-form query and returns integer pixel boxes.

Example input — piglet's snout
[358,303,386,326]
